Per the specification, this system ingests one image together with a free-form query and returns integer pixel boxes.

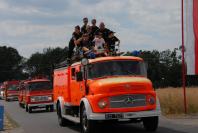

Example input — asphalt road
[1,100,198,133]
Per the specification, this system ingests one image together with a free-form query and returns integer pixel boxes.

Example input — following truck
[4,80,20,101]
[53,56,161,133]
[18,78,54,113]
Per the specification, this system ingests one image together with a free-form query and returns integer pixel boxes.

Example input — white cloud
[0,0,181,57]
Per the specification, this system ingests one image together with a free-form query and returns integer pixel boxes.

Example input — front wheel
[80,105,96,133]
[57,103,67,126]
[143,116,159,132]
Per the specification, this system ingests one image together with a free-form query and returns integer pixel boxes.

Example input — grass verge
[157,87,198,115]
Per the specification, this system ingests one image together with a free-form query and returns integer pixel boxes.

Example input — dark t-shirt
[106,36,119,47]
[95,28,110,41]
[91,26,99,35]
[69,32,82,48]
[81,25,87,34]
[72,32,82,40]
[79,40,93,48]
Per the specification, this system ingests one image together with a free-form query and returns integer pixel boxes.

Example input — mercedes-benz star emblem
[125,97,134,104]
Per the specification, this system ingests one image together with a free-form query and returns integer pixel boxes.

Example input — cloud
[0,0,181,58]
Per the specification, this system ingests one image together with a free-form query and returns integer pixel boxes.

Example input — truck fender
[57,96,65,115]
[80,98,93,120]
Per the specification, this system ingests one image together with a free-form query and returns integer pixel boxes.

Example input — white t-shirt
[93,37,105,50]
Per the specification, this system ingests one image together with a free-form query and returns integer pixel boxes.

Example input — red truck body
[18,78,54,113]
[4,80,20,101]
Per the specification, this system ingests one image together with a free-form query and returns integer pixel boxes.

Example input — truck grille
[33,96,49,102]
[109,94,146,108]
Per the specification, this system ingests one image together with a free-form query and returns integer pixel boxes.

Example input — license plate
[38,105,45,108]
[105,113,123,119]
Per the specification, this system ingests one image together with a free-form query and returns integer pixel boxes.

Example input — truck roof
[24,79,50,84]
[71,56,143,66]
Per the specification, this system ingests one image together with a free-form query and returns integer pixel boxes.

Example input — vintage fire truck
[18,78,54,113]
[54,56,161,133]
[4,80,20,101]
[0,84,5,99]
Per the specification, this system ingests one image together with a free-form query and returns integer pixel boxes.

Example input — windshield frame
[27,81,52,91]
[87,59,147,79]
[7,85,19,91]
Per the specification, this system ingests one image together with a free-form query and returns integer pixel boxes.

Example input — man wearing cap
[68,25,82,59]
[106,31,120,53]
[81,17,88,34]
[95,22,110,42]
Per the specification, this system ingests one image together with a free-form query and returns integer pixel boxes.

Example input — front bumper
[6,96,18,100]
[28,102,54,108]
[82,97,161,120]
[89,109,161,120]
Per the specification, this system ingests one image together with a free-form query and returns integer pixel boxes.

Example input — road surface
[1,100,198,133]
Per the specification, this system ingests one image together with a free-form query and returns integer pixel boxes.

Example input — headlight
[98,99,108,109]
[48,96,52,101]
[147,95,155,105]
[31,97,36,102]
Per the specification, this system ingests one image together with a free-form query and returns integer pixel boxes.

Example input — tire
[28,107,32,113]
[50,105,54,112]
[57,103,67,126]
[80,105,95,133]
[25,104,28,112]
[19,103,22,108]
[143,116,159,132]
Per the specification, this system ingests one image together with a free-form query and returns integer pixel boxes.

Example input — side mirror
[76,72,83,82]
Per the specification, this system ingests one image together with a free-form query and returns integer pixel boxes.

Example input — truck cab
[20,79,54,113]
[4,80,19,101]
[54,56,161,133]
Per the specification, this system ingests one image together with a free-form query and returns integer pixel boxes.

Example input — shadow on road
[64,122,188,133]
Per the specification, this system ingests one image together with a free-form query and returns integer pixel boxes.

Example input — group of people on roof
[68,17,120,60]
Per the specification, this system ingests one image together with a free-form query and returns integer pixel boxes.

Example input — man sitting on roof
[95,22,110,42]
[106,31,120,54]
[68,25,82,59]
[76,33,94,55]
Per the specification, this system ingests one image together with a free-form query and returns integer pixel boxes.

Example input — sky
[0,0,181,58]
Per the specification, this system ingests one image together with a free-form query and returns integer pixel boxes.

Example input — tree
[0,46,23,82]
[26,47,68,78]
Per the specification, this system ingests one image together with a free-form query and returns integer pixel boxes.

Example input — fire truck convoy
[18,78,54,113]
[54,56,161,133]
[3,80,20,101]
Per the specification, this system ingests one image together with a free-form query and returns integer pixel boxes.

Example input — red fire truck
[18,78,54,113]
[54,57,161,133]
[4,80,20,101]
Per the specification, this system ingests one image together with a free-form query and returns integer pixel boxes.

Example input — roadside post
[0,105,4,131]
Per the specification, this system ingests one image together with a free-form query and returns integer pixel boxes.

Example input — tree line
[0,45,197,88]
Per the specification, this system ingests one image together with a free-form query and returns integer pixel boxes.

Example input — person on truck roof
[91,19,99,35]
[76,33,94,54]
[95,22,110,42]
[106,31,120,53]
[68,25,82,59]
[81,17,88,34]
[86,25,94,41]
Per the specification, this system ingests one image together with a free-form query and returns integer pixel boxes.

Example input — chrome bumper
[89,109,161,120]
[28,102,54,108]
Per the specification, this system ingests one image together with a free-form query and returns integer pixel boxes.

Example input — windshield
[8,85,18,91]
[28,81,52,91]
[88,60,147,79]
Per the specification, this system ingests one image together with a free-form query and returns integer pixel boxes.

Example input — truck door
[70,66,85,105]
